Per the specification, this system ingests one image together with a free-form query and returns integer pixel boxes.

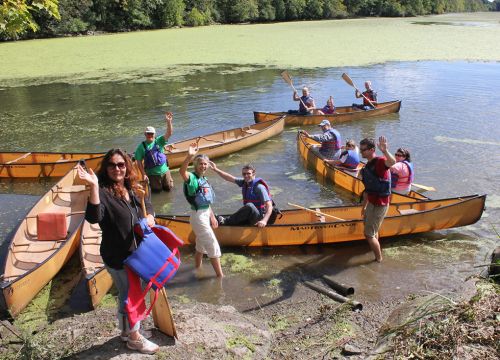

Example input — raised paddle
[288,202,345,221]
[412,183,436,192]
[341,73,377,109]
[281,71,308,110]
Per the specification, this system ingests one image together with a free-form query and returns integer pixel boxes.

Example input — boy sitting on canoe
[325,139,360,174]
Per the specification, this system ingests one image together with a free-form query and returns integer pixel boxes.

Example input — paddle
[288,202,345,221]
[281,71,308,110]
[412,183,436,192]
[135,187,178,339]
[341,73,377,109]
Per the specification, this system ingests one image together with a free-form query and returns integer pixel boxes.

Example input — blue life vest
[242,178,271,215]
[321,129,342,152]
[299,95,313,113]
[183,173,215,210]
[391,161,414,188]
[339,149,360,169]
[361,158,391,197]
[143,141,167,169]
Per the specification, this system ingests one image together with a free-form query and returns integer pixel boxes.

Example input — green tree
[273,0,286,20]
[323,0,347,18]
[304,0,324,19]
[0,0,60,39]
[258,0,276,20]
[285,0,306,19]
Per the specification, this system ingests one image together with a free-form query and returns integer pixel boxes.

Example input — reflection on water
[1,61,499,306]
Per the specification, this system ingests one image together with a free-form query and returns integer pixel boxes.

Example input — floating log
[304,281,362,311]
[322,275,355,296]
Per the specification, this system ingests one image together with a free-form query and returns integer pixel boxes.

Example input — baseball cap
[318,119,331,127]
[144,126,156,134]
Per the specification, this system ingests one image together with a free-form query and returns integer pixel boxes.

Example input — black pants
[224,203,261,226]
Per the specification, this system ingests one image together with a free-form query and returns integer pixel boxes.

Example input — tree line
[1,0,499,40]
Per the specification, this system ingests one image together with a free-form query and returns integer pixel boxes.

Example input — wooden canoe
[164,116,285,168]
[0,166,89,317]
[297,132,429,204]
[254,100,401,125]
[155,194,485,247]
[0,152,105,178]
[79,221,113,309]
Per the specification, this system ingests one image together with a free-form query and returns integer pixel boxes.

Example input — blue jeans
[106,265,141,333]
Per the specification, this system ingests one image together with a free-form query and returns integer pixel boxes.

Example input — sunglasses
[242,172,253,176]
[107,162,126,169]
[360,147,373,152]
[395,153,404,157]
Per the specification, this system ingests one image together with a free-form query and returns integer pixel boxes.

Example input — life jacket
[322,104,335,114]
[339,149,360,169]
[320,129,342,152]
[242,178,271,215]
[391,161,414,188]
[299,95,313,113]
[362,90,377,106]
[143,141,167,169]
[361,158,391,197]
[183,172,215,210]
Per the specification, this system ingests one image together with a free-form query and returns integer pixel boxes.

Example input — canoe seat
[54,185,88,193]
[398,208,420,215]
[82,234,101,246]
[11,240,61,253]
[84,252,103,264]
[242,128,259,135]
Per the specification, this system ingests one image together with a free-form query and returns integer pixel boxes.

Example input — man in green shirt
[134,112,174,192]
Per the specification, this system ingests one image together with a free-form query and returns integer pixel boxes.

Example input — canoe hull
[0,152,105,178]
[155,195,485,247]
[297,132,428,203]
[254,101,401,125]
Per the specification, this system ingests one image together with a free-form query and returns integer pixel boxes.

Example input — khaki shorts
[149,170,174,192]
[190,209,221,258]
[364,203,388,238]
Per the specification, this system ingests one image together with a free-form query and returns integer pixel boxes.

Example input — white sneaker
[127,335,159,354]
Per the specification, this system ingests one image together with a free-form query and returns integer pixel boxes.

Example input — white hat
[318,119,331,127]
[144,126,156,134]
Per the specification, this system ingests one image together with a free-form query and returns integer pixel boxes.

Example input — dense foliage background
[1,0,499,40]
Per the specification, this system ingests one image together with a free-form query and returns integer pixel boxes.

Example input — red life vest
[362,90,377,106]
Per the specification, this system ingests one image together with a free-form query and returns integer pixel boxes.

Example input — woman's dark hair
[97,148,138,199]
[396,147,411,162]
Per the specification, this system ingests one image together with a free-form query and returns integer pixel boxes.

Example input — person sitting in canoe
[209,163,274,228]
[299,119,342,160]
[325,139,360,174]
[390,147,414,195]
[135,112,173,193]
[291,87,316,115]
[317,96,336,115]
[352,81,378,110]
[180,144,224,278]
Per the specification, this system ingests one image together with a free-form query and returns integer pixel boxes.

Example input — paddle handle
[287,202,345,221]
[281,71,308,110]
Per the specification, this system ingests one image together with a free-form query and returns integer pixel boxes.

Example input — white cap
[144,126,156,134]
[318,119,331,127]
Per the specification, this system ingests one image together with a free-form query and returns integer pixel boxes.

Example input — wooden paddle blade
[412,183,436,192]
[281,71,293,86]
[341,73,355,87]
[150,288,178,339]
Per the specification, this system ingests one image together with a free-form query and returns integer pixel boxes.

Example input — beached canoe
[156,194,485,247]
[0,166,88,317]
[0,152,105,178]
[79,221,113,309]
[164,116,285,168]
[297,132,428,203]
[254,100,401,125]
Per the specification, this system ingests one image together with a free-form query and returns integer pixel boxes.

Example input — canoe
[0,166,88,316]
[79,221,113,309]
[164,116,285,168]
[297,132,429,204]
[254,100,401,125]
[155,194,486,247]
[0,152,105,178]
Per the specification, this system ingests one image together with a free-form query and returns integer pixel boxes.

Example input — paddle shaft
[288,202,345,221]
[281,71,308,110]
[412,182,436,192]
[342,73,376,108]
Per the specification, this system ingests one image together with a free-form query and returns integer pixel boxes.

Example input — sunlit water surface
[0,61,499,310]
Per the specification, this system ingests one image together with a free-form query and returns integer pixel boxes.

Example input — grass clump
[221,253,262,275]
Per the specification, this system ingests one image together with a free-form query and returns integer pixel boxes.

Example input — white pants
[190,208,221,258]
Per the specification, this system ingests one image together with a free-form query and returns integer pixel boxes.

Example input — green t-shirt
[134,135,168,176]
[185,172,211,210]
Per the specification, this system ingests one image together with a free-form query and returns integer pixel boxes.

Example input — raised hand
[208,160,218,171]
[165,112,173,122]
[77,164,98,187]
[188,142,199,157]
[377,136,388,153]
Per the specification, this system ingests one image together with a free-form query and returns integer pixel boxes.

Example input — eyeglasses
[242,172,253,176]
[360,147,373,152]
[395,153,404,157]
[107,162,126,169]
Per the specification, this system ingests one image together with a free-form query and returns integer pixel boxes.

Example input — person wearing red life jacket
[359,136,396,263]
[353,81,378,110]
[209,163,274,228]
[390,147,414,195]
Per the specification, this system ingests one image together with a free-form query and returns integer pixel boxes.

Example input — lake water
[1,61,499,310]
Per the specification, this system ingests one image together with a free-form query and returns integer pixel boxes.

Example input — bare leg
[195,250,203,269]
[210,257,224,277]
[366,235,383,262]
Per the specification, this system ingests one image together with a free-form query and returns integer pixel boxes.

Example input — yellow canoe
[0,166,88,317]
[254,100,401,125]
[155,194,485,247]
[164,116,285,168]
[297,132,428,203]
[0,152,105,178]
